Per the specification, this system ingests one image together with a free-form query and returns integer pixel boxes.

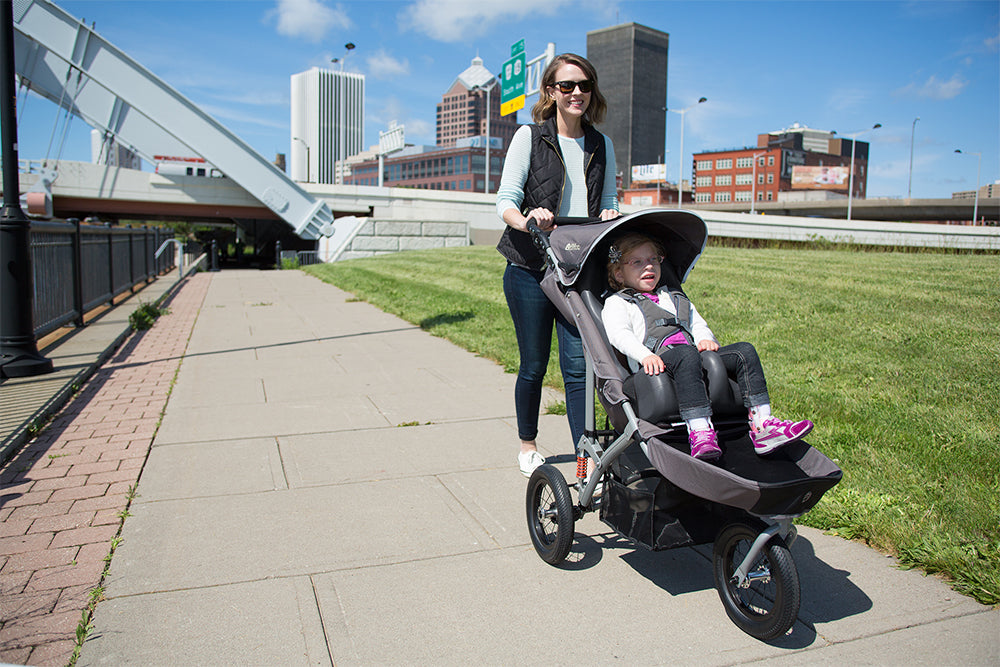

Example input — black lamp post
[0,0,53,378]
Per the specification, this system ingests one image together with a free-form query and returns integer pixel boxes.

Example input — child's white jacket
[601,287,718,372]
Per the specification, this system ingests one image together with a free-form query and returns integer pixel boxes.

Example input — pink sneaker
[752,418,814,455]
[689,430,722,460]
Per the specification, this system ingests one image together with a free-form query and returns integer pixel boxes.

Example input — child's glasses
[552,79,594,94]
[623,255,664,269]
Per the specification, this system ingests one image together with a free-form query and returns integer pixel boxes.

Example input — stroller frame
[523,210,841,641]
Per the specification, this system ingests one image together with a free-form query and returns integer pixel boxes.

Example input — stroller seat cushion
[623,349,745,426]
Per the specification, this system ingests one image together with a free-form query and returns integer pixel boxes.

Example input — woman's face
[547,63,591,120]
[614,242,662,293]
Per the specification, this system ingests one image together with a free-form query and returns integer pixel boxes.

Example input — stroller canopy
[543,209,708,287]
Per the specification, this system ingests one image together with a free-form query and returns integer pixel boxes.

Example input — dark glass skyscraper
[587,23,669,188]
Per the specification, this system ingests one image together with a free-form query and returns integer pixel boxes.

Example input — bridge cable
[16,76,30,125]
[42,64,74,167]
[53,68,85,166]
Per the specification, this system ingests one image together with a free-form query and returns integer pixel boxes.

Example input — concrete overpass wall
[17,161,267,215]
[12,161,999,253]
[690,209,1000,250]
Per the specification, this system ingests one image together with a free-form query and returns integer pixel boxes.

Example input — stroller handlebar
[526,216,600,277]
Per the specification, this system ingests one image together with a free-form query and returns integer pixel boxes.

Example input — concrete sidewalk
[4,269,997,665]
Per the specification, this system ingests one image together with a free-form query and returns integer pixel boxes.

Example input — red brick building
[344,141,502,192]
[692,125,871,205]
[343,56,511,193]
[436,56,518,150]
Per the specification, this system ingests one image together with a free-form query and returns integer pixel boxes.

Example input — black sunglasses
[551,79,594,94]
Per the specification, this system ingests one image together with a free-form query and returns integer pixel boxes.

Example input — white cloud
[893,74,967,100]
[827,86,870,112]
[371,97,434,144]
[200,103,288,130]
[366,50,411,80]
[398,0,570,42]
[270,0,351,43]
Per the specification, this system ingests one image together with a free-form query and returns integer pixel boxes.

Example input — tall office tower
[587,23,669,188]
[436,56,519,150]
[290,67,365,184]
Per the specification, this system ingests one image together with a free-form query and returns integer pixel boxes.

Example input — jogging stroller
[524,209,842,641]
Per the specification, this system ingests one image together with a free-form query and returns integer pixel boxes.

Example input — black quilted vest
[496,116,608,270]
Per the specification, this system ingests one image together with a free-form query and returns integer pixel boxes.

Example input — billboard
[631,163,666,184]
[791,165,850,190]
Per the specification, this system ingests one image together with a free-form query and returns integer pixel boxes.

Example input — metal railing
[29,219,176,338]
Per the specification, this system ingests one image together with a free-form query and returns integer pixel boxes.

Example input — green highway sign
[501,49,526,116]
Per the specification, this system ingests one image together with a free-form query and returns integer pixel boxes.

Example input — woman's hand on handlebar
[599,209,621,221]
[525,207,555,231]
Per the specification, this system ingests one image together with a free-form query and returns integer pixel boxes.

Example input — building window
[735,173,753,185]
[768,156,775,166]
[734,190,752,202]
[715,158,732,170]
[695,192,712,203]
[758,173,765,184]
[695,176,712,187]
[736,157,753,168]
[696,159,712,171]
[767,173,774,184]
[758,156,766,166]
[714,191,731,203]
[767,191,774,201]
[715,175,731,186]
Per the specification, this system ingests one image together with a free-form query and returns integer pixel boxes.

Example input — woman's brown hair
[530,53,607,125]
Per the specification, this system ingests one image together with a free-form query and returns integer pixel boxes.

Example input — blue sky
[15,0,999,199]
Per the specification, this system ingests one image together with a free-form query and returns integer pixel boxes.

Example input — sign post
[378,122,405,187]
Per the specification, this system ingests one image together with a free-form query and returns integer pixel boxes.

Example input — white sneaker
[583,474,604,498]
[518,450,545,477]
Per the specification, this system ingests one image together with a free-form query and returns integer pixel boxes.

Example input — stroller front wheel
[712,522,801,641]
[526,464,575,565]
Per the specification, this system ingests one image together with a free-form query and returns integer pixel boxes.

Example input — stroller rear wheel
[526,464,575,565]
[712,522,800,640]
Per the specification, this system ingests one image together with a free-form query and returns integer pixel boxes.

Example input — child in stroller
[601,232,814,461]
[523,210,842,640]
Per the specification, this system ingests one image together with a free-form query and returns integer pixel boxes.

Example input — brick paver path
[1,273,210,666]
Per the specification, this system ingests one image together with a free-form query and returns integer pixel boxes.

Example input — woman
[495,53,619,477]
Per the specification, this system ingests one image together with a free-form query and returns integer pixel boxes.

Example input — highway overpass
[695,197,998,223]
[8,160,999,255]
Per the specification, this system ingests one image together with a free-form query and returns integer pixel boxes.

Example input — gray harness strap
[620,289,694,351]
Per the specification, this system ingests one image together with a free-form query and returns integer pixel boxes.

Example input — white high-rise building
[290,67,365,184]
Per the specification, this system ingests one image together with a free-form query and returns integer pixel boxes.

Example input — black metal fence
[29,219,176,338]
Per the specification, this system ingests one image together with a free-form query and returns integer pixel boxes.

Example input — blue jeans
[503,263,586,449]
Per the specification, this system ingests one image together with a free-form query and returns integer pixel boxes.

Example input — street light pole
[846,123,881,222]
[750,151,767,214]
[908,117,919,199]
[668,97,706,208]
[292,136,309,182]
[954,149,982,225]
[332,43,355,185]
[472,77,498,194]
[0,0,53,378]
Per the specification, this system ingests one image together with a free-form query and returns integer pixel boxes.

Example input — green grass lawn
[304,244,999,605]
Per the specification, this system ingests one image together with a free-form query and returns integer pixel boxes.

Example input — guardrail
[694,210,1000,250]
[29,219,176,337]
